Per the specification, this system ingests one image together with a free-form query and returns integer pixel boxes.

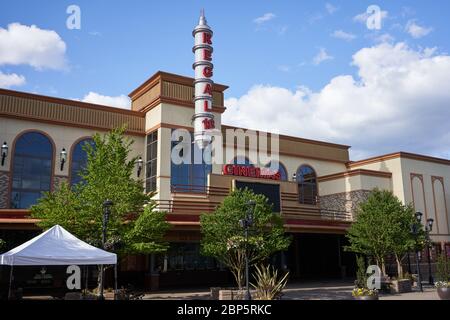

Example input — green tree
[436,252,450,283]
[200,188,291,288]
[389,204,424,279]
[31,126,170,256]
[345,189,424,276]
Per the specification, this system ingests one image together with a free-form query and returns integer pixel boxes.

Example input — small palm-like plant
[251,264,289,300]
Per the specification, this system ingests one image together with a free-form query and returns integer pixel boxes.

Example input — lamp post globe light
[239,199,256,300]
[411,212,424,292]
[1,142,8,166]
[137,156,143,177]
[425,218,434,285]
[60,148,67,171]
[99,199,113,300]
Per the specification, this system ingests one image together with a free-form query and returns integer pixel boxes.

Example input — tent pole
[85,266,88,295]
[114,264,118,300]
[8,265,13,300]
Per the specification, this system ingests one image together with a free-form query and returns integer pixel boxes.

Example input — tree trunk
[395,254,403,279]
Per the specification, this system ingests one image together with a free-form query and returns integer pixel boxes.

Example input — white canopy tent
[0,225,117,299]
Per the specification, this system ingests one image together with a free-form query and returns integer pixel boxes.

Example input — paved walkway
[142,281,441,300]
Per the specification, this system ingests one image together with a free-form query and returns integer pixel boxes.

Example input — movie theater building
[1,14,450,288]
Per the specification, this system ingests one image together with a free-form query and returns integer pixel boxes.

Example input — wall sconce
[60,148,67,171]
[137,157,143,177]
[292,173,297,182]
[1,142,8,166]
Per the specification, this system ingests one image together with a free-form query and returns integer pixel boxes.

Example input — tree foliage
[345,189,425,277]
[31,126,170,256]
[200,188,291,288]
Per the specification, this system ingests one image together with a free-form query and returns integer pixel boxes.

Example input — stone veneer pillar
[0,171,10,209]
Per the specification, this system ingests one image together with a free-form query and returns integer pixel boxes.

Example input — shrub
[251,264,289,300]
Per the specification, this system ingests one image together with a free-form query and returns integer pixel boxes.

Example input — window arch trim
[265,160,289,181]
[296,164,319,205]
[68,136,94,185]
[8,129,56,208]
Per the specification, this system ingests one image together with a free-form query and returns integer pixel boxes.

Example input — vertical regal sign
[192,10,215,149]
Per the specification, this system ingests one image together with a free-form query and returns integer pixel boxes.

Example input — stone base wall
[319,190,372,217]
[0,171,10,209]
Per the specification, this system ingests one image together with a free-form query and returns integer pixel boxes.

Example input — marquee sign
[222,164,281,181]
[192,10,215,149]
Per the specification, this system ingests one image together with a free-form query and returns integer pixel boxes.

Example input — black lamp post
[60,148,67,171]
[411,211,423,292]
[99,199,113,300]
[425,218,434,285]
[137,157,143,177]
[1,142,8,166]
[239,199,255,300]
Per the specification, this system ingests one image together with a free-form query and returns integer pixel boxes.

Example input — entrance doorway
[286,233,356,280]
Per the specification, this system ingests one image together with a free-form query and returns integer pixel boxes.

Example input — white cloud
[253,13,276,25]
[0,23,67,70]
[313,48,334,65]
[353,10,388,24]
[277,65,291,72]
[81,92,131,109]
[405,20,432,38]
[331,30,356,41]
[0,71,25,88]
[223,43,450,159]
[374,33,395,44]
[325,3,338,15]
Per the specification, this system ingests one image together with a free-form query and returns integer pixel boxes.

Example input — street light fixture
[425,218,434,285]
[411,212,423,292]
[60,148,67,171]
[239,199,255,300]
[137,157,143,177]
[1,142,8,166]
[99,199,113,300]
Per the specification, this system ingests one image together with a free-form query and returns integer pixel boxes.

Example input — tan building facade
[0,71,449,287]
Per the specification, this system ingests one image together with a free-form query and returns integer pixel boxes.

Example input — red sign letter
[203,66,213,78]
[203,83,212,96]
[203,32,212,44]
[203,49,212,61]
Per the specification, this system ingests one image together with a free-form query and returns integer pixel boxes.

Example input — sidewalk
[142,281,441,300]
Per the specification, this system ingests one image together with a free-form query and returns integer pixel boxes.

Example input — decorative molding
[431,176,449,235]
[348,152,450,168]
[410,173,429,222]
[318,169,392,182]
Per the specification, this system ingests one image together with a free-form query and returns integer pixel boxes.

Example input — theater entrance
[285,233,356,280]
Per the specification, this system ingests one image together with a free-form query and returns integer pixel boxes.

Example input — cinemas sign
[222,164,281,180]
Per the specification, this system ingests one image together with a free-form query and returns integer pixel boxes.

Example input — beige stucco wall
[400,158,450,241]
[319,174,392,196]
[349,158,405,203]
[350,156,450,242]
[0,117,145,178]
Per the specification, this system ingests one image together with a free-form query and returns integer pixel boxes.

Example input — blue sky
[1,0,449,159]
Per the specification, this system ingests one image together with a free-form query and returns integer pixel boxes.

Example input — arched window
[296,165,317,205]
[10,132,53,209]
[265,161,288,181]
[231,156,253,166]
[70,138,95,186]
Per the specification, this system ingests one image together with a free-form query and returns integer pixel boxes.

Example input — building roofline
[128,70,229,100]
[221,124,351,150]
[348,151,450,167]
[318,169,392,182]
[0,88,144,117]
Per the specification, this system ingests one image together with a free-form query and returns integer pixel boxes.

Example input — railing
[170,184,230,196]
[319,209,353,222]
